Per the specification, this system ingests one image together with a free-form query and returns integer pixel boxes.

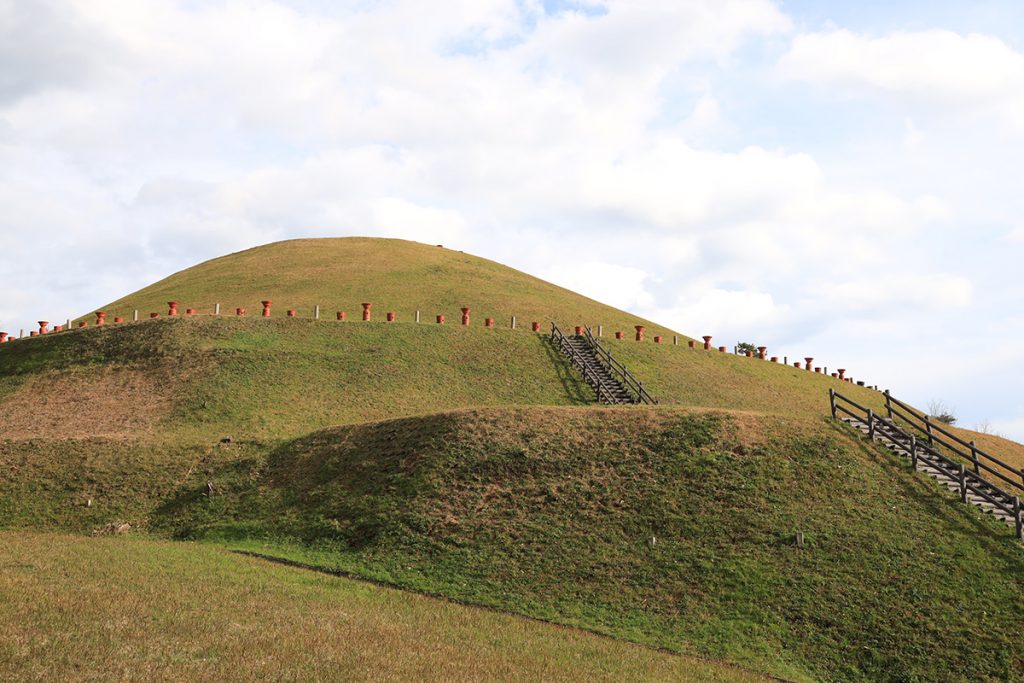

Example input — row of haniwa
[0,299,865,385]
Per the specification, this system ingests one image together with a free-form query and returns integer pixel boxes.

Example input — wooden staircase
[831,389,1023,540]
[551,324,656,405]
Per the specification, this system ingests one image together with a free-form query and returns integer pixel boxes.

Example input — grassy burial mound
[0,532,767,683]
[80,237,675,338]
[3,237,1024,682]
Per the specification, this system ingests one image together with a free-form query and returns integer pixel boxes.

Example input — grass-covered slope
[0,532,765,683]
[82,237,675,338]
[0,317,590,441]
[8,406,1018,682]
[0,315,889,442]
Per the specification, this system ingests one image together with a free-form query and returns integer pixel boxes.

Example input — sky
[2,0,1024,439]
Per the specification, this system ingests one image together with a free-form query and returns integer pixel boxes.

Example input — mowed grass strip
[0,532,766,683]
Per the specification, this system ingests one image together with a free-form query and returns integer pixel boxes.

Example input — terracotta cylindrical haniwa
[688,340,696,348]
[78,321,88,328]
[837,369,846,380]
[531,321,540,332]
[387,312,396,322]
[38,321,49,335]
[53,325,63,332]
[288,309,297,317]
[719,346,727,353]
[654,335,662,344]
[746,351,753,357]
[186,308,195,316]
[461,307,470,326]
[635,325,645,342]
[575,325,583,336]
[757,346,767,360]
[831,372,838,378]
[151,312,160,319]
[486,318,494,328]
[362,303,372,321]
[770,356,778,363]
[436,314,445,324]
[615,331,623,339]
[815,367,821,373]
[168,301,179,316]
[114,316,124,324]
[30,331,38,337]
[261,300,272,317]
[95,311,106,326]
[0,333,7,343]
[337,311,346,321]
[235,308,245,317]
[702,335,712,350]
[804,357,813,371]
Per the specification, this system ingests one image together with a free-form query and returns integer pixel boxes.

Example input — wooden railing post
[884,389,893,419]
[867,409,875,440]
[829,389,836,419]
[970,440,980,474]
[958,464,968,503]
[910,435,918,470]
[924,415,934,446]
[1014,497,1023,541]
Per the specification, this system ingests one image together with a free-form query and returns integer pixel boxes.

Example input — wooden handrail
[583,326,657,405]
[884,390,1024,484]
[831,389,1024,534]
[551,324,622,404]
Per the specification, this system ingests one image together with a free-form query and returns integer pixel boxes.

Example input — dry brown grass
[0,364,190,439]
[941,424,1024,485]
[0,531,767,683]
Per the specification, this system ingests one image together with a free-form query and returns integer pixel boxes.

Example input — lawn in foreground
[0,531,766,683]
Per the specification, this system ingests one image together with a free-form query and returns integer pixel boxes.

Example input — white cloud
[651,288,787,343]
[777,28,1024,125]
[541,261,655,313]
[814,274,974,313]
[369,198,468,245]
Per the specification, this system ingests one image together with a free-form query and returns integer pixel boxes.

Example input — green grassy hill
[81,237,676,338]
[2,237,1023,682]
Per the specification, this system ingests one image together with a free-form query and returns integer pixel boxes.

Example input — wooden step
[837,413,1021,532]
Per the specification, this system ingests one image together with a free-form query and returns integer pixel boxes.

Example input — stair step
[556,330,650,406]
[837,412,1023,532]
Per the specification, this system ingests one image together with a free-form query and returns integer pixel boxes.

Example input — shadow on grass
[537,333,592,405]
[153,414,468,550]
[827,419,1024,567]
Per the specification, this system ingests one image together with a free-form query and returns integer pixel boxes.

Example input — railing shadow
[827,418,1024,564]
[537,333,592,405]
